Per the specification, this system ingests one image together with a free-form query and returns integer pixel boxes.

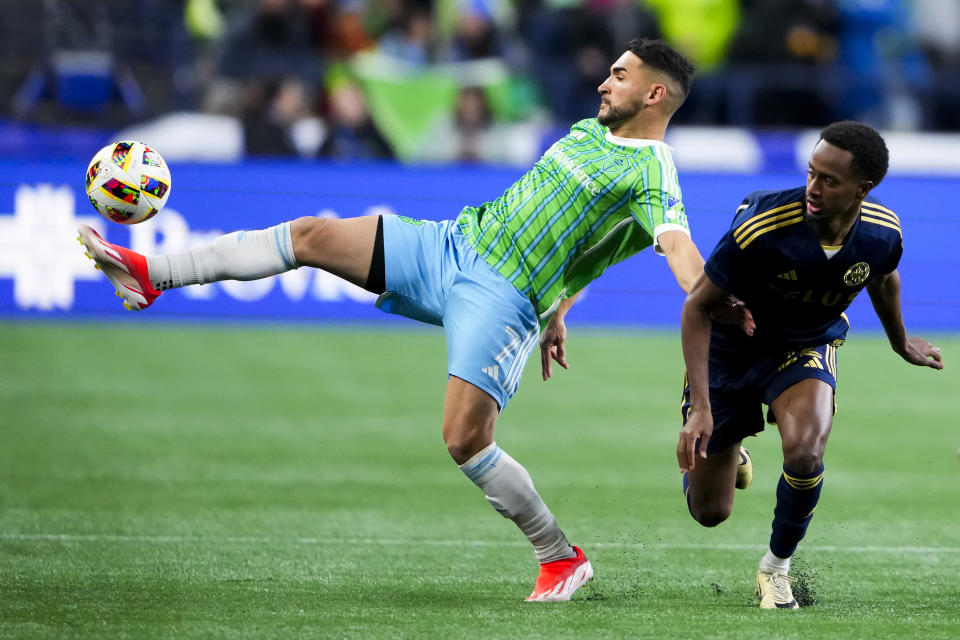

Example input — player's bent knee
[445,440,472,465]
[689,502,732,527]
[443,429,492,466]
[782,448,824,475]
[445,438,491,465]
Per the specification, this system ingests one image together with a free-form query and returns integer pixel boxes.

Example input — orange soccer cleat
[524,546,593,602]
[78,224,161,311]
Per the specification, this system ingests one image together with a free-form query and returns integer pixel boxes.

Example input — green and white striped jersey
[456,118,689,319]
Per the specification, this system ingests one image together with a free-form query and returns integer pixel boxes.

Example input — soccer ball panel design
[85,140,171,225]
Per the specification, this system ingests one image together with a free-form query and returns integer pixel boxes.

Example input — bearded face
[597,97,644,128]
[596,51,653,131]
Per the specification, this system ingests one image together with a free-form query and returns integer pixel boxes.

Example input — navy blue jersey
[705,186,903,347]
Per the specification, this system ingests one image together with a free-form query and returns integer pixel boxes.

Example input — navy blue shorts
[681,336,840,454]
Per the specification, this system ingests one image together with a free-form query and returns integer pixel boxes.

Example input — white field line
[1,533,959,554]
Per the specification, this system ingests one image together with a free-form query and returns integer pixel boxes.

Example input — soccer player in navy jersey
[677,121,944,609]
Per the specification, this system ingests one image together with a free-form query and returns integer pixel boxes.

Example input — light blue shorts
[375,216,540,410]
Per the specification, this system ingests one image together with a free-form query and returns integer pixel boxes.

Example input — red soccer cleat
[524,546,593,602]
[77,224,161,311]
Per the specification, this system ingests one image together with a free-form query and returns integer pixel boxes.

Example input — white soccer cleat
[77,224,161,311]
[756,570,799,609]
[524,546,593,602]
[736,446,753,490]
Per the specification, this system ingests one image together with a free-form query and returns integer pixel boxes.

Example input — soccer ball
[84,140,171,225]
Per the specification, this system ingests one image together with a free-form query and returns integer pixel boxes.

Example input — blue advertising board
[0,159,956,332]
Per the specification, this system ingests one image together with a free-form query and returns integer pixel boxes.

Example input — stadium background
[1,1,958,638]
[1,0,957,329]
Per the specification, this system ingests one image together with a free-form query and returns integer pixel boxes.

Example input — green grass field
[2,322,958,639]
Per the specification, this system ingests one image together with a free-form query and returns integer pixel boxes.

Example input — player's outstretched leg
[77,220,300,310]
[78,216,379,311]
[78,224,162,310]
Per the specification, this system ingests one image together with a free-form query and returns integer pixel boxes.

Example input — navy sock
[682,472,694,515]
[770,464,824,558]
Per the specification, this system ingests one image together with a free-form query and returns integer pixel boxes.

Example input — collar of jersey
[604,131,673,149]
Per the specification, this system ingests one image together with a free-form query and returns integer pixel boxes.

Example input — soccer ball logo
[85,140,171,224]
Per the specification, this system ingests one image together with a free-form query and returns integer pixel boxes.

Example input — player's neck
[607,117,667,142]
[806,201,861,246]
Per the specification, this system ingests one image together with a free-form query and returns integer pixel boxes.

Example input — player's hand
[540,314,569,380]
[710,294,755,336]
[677,409,712,472]
[897,337,945,370]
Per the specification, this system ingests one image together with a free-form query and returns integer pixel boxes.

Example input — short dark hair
[819,121,889,186]
[625,38,696,99]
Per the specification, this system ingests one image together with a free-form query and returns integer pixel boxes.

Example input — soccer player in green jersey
[79,38,715,602]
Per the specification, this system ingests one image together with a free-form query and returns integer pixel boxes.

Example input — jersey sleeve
[880,217,904,276]
[880,237,903,276]
[628,148,690,255]
[862,199,905,276]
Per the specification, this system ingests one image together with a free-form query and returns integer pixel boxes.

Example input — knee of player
[290,216,331,257]
[444,438,473,465]
[690,502,731,528]
[442,407,497,465]
[781,448,825,475]
[443,428,491,465]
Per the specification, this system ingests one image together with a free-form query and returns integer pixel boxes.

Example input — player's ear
[646,83,667,105]
[856,180,874,199]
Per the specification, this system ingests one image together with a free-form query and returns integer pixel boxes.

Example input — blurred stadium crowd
[3,0,960,164]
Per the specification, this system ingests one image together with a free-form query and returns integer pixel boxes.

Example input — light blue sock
[459,442,574,563]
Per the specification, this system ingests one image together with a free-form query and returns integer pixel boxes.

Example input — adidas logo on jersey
[482,366,499,381]
[777,270,798,281]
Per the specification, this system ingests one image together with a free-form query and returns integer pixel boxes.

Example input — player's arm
[658,230,704,294]
[866,270,944,370]
[540,291,582,380]
[660,231,755,334]
[677,273,729,471]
